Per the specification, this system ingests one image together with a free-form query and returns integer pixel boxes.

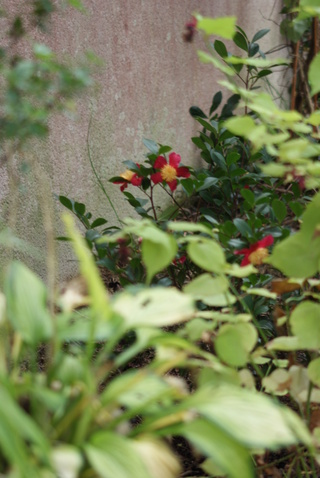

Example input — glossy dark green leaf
[233,31,248,52]
[189,106,207,119]
[210,91,223,115]
[252,29,270,43]
[214,40,228,58]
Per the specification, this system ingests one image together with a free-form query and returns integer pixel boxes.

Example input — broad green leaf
[184,274,235,306]
[85,432,151,478]
[290,301,320,349]
[267,233,319,278]
[4,262,53,344]
[112,287,195,327]
[309,52,320,96]
[181,419,253,478]
[141,233,177,284]
[215,323,257,367]
[225,115,256,137]
[132,437,181,478]
[184,273,228,298]
[308,358,320,387]
[187,238,226,273]
[189,385,311,448]
[196,16,237,39]
[267,336,301,351]
[241,188,255,206]
[272,199,287,223]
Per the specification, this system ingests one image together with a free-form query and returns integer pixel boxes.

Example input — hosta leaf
[112,287,195,327]
[181,419,253,478]
[215,323,257,367]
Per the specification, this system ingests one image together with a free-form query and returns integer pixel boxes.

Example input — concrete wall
[0,0,284,282]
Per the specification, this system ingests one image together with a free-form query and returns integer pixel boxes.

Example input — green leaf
[189,385,311,449]
[197,50,235,76]
[210,91,223,115]
[4,262,53,344]
[85,432,151,478]
[308,357,320,386]
[91,217,108,228]
[224,115,256,137]
[309,52,320,96]
[240,189,255,207]
[141,231,177,284]
[196,16,237,40]
[112,287,195,327]
[59,195,73,211]
[187,238,226,273]
[142,138,159,154]
[214,40,228,58]
[233,31,248,52]
[215,323,257,367]
[233,218,252,238]
[272,199,287,223]
[252,29,270,43]
[184,273,230,303]
[189,106,207,119]
[181,419,253,478]
[290,301,320,349]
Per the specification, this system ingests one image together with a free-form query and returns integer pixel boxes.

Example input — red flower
[234,235,274,266]
[183,17,197,42]
[113,168,142,192]
[173,255,187,266]
[151,152,190,192]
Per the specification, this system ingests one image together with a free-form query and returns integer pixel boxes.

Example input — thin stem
[149,184,158,221]
[87,108,122,226]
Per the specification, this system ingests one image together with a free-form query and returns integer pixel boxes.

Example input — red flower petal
[154,156,167,169]
[151,172,163,184]
[169,152,181,169]
[258,235,274,248]
[177,166,190,178]
[120,183,128,192]
[131,174,142,186]
[240,257,250,266]
[168,179,178,192]
[234,248,250,256]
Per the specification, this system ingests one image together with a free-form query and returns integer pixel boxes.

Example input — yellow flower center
[161,164,177,182]
[248,247,269,266]
[120,170,135,181]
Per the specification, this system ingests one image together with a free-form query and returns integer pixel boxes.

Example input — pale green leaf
[308,357,320,386]
[290,301,320,349]
[197,51,235,76]
[187,238,226,273]
[244,288,277,299]
[196,16,237,40]
[190,385,311,448]
[112,287,195,327]
[224,115,256,137]
[4,262,53,344]
[181,419,253,478]
[267,336,302,351]
[215,323,257,367]
[309,52,320,96]
[85,432,151,478]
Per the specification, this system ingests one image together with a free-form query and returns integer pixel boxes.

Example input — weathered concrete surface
[0,0,284,281]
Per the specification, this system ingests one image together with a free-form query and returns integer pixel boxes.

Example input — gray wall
[0,0,284,282]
